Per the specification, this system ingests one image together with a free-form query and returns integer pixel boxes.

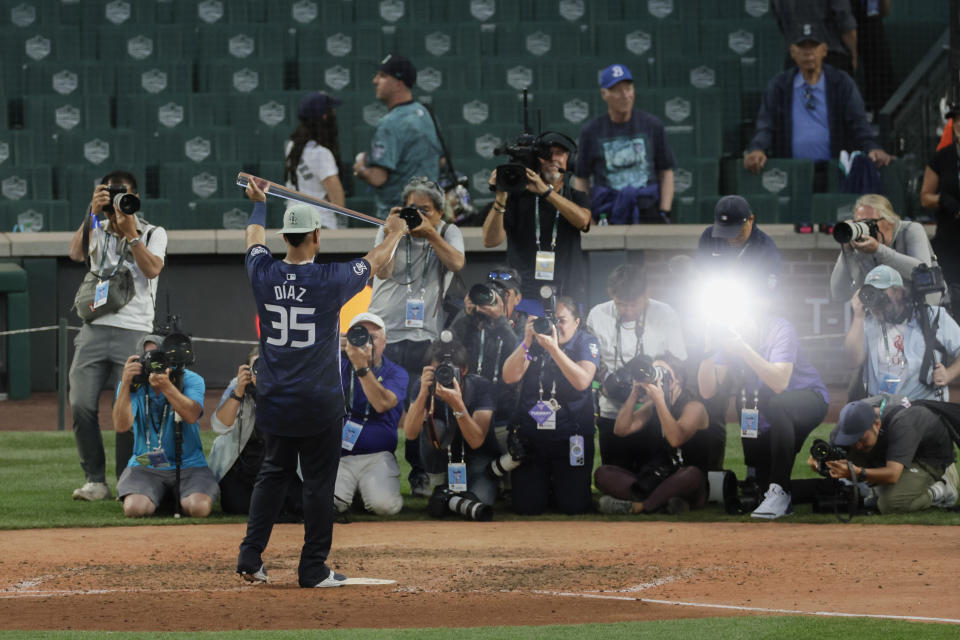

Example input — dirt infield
[1,521,958,631]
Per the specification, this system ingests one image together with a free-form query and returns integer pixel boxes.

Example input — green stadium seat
[880,158,908,216]
[256,161,286,185]
[157,163,238,216]
[592,23,659,68]
[117,93,229,132]
[77,0,160,26]
[196,24,293,62]
[20,60,115,96]
[0,199,70,231]
[55,128,138,168]
[115,61,193,97]
[187,197,253,230]
[0,26,88,63]
[0,165,54,201]
[259,0,353,26]
[197,59,287,94]
[637,89,724,165]
[735,192,781,223]
[699,19,784,92]
[391,24,483,60]
[20,95,112,135]
[811,192,857,224]
[2,1,65,28]
[412,57,482,93]
[447,1,524,24]
[735,159,815,223]
[167,0,253,25]
[136,198,175,229]
[297,56,378,98]
[97,26,195,63]
[0,130,37,166]
[143,127,238,164]
[493,23,589,58]
[672,159,721,224]
[479,60,559,91]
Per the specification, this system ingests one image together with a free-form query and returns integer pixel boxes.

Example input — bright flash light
[690,276,755,331]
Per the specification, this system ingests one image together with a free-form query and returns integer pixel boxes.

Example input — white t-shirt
[284,139,340,229]
[585,298,687,419]
[88,217,167,333]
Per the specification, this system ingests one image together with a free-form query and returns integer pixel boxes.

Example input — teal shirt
[367,101,441,218]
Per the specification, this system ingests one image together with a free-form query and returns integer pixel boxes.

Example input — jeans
[68,323,144,483]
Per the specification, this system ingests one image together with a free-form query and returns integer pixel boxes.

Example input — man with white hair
[334,312,408,516]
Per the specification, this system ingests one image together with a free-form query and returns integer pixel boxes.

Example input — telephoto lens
[468,283,497,307]
[435,362,457,387]
[346,324,370,347]
[832,219,876,244]
[532,316,553,335]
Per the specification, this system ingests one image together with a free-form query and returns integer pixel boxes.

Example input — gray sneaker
[72,482,112,501]
[238,565,268,584]
[598,495,634,515]
[310,570,347,588]
[940,463,959,507]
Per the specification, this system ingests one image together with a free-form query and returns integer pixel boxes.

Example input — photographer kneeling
[400,338,498,506]
[595,354,710,514]
[209,348,303,519]
[113,335,218,518]
[813,396,959,512]
[501,297,599,514]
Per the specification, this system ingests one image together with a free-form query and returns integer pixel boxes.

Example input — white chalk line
[531,590,960,625]
[0,586,250,599]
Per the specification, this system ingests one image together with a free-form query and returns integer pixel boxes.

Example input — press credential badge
[341,420,364,451]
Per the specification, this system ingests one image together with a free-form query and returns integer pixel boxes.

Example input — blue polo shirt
[791,72,830,161]
[339,354,408,455]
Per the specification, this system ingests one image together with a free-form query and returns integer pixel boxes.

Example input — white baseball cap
[349,312,386,330]
[277,203,322,235]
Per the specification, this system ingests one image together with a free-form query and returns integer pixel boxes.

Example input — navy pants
[238,424,340,587]
[510,434,594,515]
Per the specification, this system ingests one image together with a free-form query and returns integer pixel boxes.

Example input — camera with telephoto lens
[426,486,493,521]
[532,285,556,335]
[857,284,889,312]
[487,428,528,479]
[433,330,460,389]
[104,185,141,216]
[398,206,424,230]
[910,263,945,300]
[810,438,848,477]
[468,283,500,308]
[130,348,168,391]
[601,354,672,405]
[832,218,878,244]
[346,324,370,347]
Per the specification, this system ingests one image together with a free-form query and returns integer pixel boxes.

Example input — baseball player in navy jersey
[236,178,407,588]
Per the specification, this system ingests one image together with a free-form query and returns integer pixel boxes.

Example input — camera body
[911,263,945,300]
[810,438,848,477]
[346,324,371,348]
[857,284,889,312]
[426,485,493,521]
[832,218,878,244]
[398,206,424,230]
[493,133,544,194]
[131,348,168,390]
[487,428,528,478]
[601,354,672,405]
[532,284,557,335]
[104,185,141,216]
[432,330,461,390]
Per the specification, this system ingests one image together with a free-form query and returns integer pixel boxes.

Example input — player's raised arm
[244,178,269,250]
[362,212,408,275]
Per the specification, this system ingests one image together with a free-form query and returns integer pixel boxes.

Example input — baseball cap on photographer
[349,312,386,330]
[600,63,633,89]
[378,53,417,88]
[297,91,342,121]
[277,204,322,235]
[832,400,878,446]
[487,266,522,293]
[711,195,753,239]
[791,22,826,46]
[863,265,903,290]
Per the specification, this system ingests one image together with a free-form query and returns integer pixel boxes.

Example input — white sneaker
[750,482,793,519]
[310,570,347,588]
[72,481,112,501]
[939,463,959,507]
[598,495,634,515]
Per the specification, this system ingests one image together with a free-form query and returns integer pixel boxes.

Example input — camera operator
[334,313,408,516]
[448,267,526,448]
[586,263,687,467]
[66,170,166,502]
[113,336,217,518]
[367,175,465,497]
[812,396,959,512]
[830,194,939,305]
[209,347,303,519]
[595,354,711,514]
[696,196,782,291]
[501,297,600,514]
[844,265,960,401]
[400,339,498,505]
[482,133,592,312]
[698,280,829,519]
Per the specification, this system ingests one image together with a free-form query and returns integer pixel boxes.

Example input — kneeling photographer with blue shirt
[113,332,218,518]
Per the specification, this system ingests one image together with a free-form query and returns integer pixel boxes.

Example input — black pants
[220,463,303,519]
[238,425,340,587]
[741,389,829,492]
[511,434,594,515]
[384,339,432,480]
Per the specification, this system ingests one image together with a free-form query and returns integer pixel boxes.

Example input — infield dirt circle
[1,521,958,631]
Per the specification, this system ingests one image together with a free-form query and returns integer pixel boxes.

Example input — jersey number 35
[263,304,316,348]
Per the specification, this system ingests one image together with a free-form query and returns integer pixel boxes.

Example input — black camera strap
[614,307,646,369]
[393,235,434,288]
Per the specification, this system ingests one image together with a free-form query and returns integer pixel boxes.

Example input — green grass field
[1,424,958,529]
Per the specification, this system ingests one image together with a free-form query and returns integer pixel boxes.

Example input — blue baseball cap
[864,265,903,290]
[600,64,633,89]
[297,91,342,121]
[832,401,878,446]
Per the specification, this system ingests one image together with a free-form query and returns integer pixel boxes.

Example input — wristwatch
[452,410,467,419]
[540,184,554,199]
[856,467,868,482]
[355,367,371,378]
[229,392,243,402]
[127,236,141,248]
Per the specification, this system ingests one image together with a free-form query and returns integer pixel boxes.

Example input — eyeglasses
[409,176,442,193]
[803,86,815,111]
[488,271,515,282]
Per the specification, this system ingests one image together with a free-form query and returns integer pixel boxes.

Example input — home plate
[342,577,397,586]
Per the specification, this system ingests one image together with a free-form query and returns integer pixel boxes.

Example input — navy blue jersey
[246,244,371,436]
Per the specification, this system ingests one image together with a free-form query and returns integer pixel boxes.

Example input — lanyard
[614,308,646,368]
[144,391,170,451]
[95,224,129,278]
[534,195,560,252]
[395,235,434,291]
[346,364,381,424]
[447,434,466,464]
[537,353,560,401]
[740,388,759,410]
